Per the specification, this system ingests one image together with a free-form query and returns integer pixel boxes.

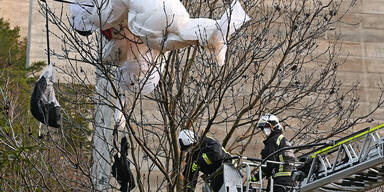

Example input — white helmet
[256,114,282,130]
[178,130,198,151]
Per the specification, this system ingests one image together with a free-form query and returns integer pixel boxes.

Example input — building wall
[1,0,384,146]
[336,0,384,122]
[0,0,384,118]
[1,0,47,65]
[1,0,383,119]
[1,1,384,190]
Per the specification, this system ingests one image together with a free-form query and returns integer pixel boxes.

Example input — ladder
[297,123,384,192]
[212,123,384,192]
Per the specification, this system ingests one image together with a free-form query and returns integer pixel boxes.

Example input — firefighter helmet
[178,130,198,151]
[256,114,282,130]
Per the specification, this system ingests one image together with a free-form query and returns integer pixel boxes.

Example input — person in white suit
[69,0,250,130]
[69,0,250,67]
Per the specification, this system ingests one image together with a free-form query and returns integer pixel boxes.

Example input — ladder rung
[351,174,378,182]
[367,170,384,176]
[323,182,365,191]
[375,166,384,171]
[358,172,379,178]
[295,124,384,191]
[336,180,365,187]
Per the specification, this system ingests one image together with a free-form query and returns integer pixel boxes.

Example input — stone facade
[1,0,384,190]
[1,0,383,111]
[1,0,384,151]
[1,0,383,121]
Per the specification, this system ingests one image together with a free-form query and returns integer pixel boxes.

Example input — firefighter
[253,114,296,192]
[178,129,232,192]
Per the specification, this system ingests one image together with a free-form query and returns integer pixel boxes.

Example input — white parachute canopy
[30,64,61,128]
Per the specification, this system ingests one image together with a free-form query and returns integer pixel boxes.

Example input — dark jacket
[261,130,296,186]
[183,136,231,191]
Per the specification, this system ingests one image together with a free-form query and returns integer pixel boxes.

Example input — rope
[42,0,51,66]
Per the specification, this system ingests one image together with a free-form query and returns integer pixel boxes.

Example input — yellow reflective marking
[274,172,291,177]
[192,162,198,171]
[276,135,284,146]
[278,154,284,172]
[202,153,212,165]
[311,123,384,158]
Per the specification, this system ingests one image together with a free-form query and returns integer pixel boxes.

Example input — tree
[4,0,383,191]
[0,18,26,68]
[0,17,50,190]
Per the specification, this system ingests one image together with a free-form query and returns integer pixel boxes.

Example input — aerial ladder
[205,123,384,192]
[296,123,384,192]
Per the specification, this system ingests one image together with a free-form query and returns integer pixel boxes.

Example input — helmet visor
[179,138,192,151]
[256,122,272,129]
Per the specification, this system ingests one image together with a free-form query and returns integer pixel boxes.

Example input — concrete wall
[1,0,50,65]
[0,0,88,84]
[1,0,384,190]
[1,0,384,160]
[1,0,382,121]
[333,0,384,122]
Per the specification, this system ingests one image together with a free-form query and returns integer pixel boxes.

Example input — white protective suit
[69,0,250,94]
[99,25,163,95]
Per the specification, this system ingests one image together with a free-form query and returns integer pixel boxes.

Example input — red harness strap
[101,28,113,40]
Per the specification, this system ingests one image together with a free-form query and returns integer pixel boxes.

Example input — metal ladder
[216,159,293,192]
[212,124,384,192]
[297,123,384,192]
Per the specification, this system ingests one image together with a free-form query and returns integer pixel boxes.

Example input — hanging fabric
[30,0,61,128]
[112,132,136,192]
[30,65,62,128]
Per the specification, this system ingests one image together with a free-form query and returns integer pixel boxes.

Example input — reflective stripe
[192,162,198,171]
[278,154,284,172]
[276,135,284,146]
[232,159,238,168]
[202,153,212,165]
[276,135,287,176]
[274,172,291,177]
